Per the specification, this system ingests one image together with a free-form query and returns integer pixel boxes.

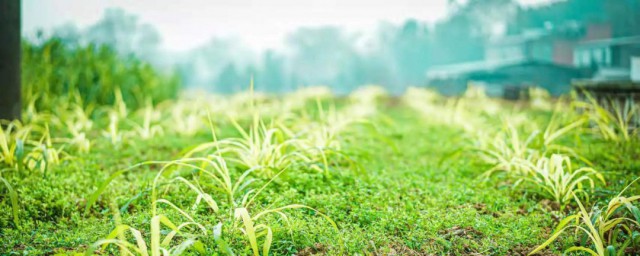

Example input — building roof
[489,29,550,46]
[426,58,582,81]
[426,58,526,80]
[577,35,640,48]
[488,22,584,47]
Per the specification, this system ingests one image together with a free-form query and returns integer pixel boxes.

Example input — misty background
[22,0,640,94]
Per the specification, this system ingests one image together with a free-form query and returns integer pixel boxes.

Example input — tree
[215,64,242,93]
[0,0,21,121]
[260,51,286,92]
[286,26,361,93]
[84,8,162,61]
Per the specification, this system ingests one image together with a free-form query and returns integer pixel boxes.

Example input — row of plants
[406,85,640,255]
[2,78,638,254]
[22,38,180,110]
[1,83,388,254]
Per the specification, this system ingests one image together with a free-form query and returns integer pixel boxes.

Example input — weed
[529,179,640,255]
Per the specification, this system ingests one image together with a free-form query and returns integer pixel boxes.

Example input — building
[484,23,586,66]
[426,23,617,98]
[427,58,592,97]
[571,36,640,127]
[573,36,640,81]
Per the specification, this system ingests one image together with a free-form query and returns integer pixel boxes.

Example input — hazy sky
[23,0,552,52]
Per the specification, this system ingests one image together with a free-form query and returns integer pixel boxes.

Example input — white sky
[22,0,554,52]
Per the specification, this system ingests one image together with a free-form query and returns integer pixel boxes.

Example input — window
[581,50,591,66]
[604,47,611,66]
[593,48,603,64]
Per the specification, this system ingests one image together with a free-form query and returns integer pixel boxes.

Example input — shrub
[22,38,180,111]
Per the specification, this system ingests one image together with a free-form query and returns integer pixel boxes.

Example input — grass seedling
[574,92,639,142]
[102,112,125,146]
[127,101,164,140]
[0,121,29,168]
[185,114,308,178]
[90,211,207,256]
[529,178,640,255]
[0,168,19,227]
[479,112,588,178]
[87,155,338,255]
[516,154,605,207]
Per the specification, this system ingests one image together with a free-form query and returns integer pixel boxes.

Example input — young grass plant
[233,204,338,256]
[102,112,126,147]
[87,156,338,255]
[574,92,639,142]
[127,101,164,140]
[185,113,309,178]
[89,159,218,255]
[89,215,207,256]
[22,125,65,175]
[516,154,605,207]
[164,101,205,136]
[0,121,29,168]
[403,87,480,132]
[0,168,19,227]
[529,178,640,255]
[479,111,588,178]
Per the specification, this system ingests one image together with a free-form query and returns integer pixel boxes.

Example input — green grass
[1,93,639,255]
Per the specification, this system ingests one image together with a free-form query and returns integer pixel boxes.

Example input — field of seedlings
[2,41,640,256]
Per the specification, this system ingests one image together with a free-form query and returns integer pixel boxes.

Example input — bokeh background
[23,0,640,95]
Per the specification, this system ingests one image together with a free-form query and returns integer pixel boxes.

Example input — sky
[22,0,554,52]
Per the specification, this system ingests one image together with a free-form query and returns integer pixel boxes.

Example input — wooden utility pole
[0,0,21,121]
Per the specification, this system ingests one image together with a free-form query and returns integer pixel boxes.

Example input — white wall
[632,56,640,82]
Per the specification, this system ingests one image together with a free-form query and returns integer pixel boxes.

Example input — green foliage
[0,169,19,227]
[574,92,639,142]
[530,180,640,255]
[517,154,605,207]
[22,38,180,111]
[2,77,640,255]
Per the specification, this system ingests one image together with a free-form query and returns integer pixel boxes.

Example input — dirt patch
[385,243,430,256]
[516,205,528,215]
[507,244,555,256]
[12,244,26,251]
[438,226,484,240]
[539,199,561,212]
[297,243,327,256]
[459,203,503,218]
[364,241,431,256]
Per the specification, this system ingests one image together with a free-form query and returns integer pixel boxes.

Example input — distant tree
[261,50,287,92]
[215,64,242,93]
[286,26,361,92]
[83,8,162,61]
[605,0,640,37]
[430,13,485,66]
[52,23,82,46]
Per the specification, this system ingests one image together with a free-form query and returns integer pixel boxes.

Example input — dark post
[0,0,21,121]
